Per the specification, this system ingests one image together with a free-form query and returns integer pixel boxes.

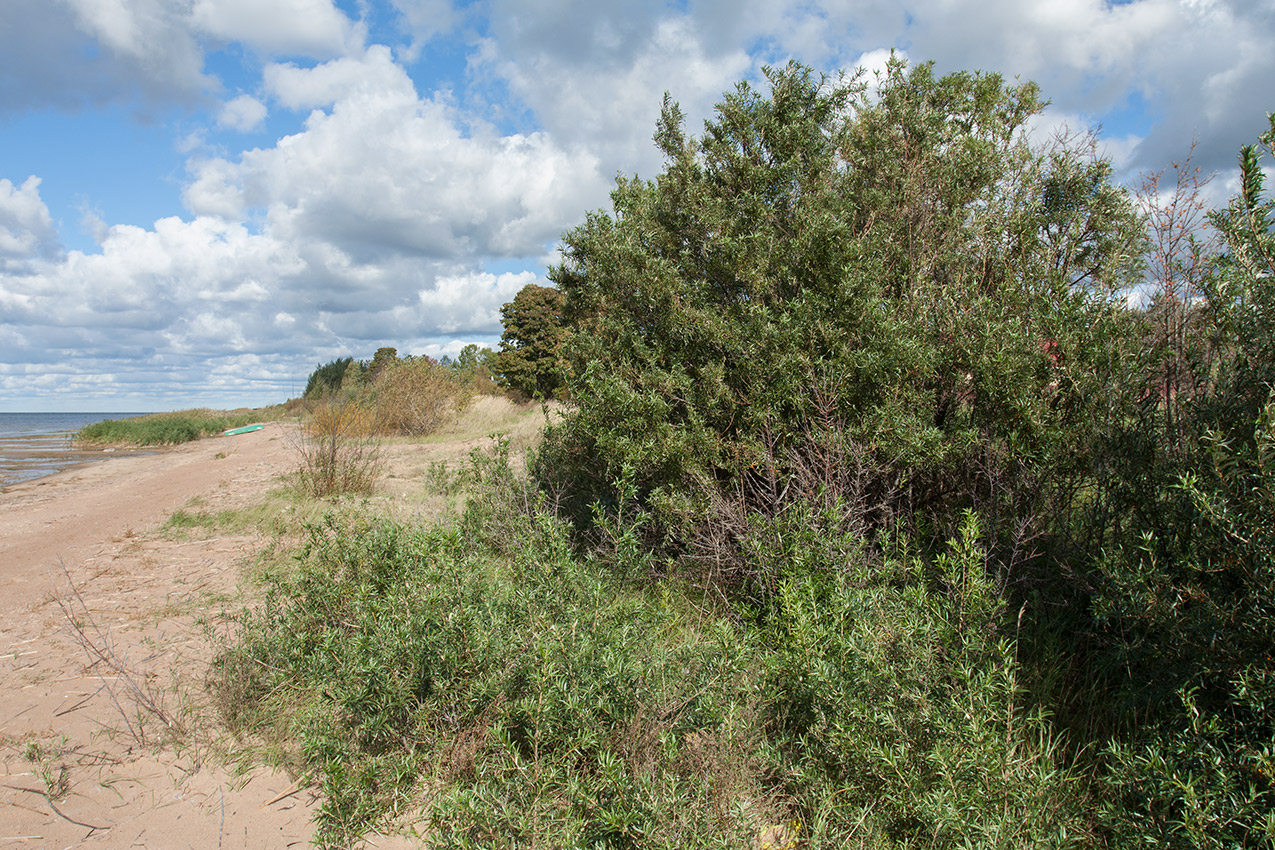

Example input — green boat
[222,424,264,436]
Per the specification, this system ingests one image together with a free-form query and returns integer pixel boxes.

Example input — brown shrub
[371,358,467,436]
[292,401,382,497]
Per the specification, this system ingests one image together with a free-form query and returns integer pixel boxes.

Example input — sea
[0,412,147,489]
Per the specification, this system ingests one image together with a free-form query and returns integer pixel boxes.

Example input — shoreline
[0,411,151,490]
[0,423,321,848]
[0,442,156,490]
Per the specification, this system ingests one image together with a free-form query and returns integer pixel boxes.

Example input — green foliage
[445,344,498,394]
[366,347,399,381]
[541,58,1142,562]
[304,357,358,399]
[216,474,1096,848]
[75,408,271,446]
[1069,116,1275,847]
[761,510,1091,847]
[493,283,568,400]
[1201,113,1275,436]
[1092,347,1275,848]
[214,501,786,849]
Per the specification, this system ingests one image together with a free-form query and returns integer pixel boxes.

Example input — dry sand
[0,424,322,849]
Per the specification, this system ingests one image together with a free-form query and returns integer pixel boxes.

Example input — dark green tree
[538,58,1142,564]
[493,284,567,399]
[304,356,355,399]
[367,346,399,381]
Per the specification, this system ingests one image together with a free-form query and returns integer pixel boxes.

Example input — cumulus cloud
[418,269,537,334]
[191,0,361,58]
[389,0,462,60]
[217,94,268,131]
[0,177,62,269]
[0,0,363,118]
[0,0,213,112]
[264,46,417,109]
[477,0,754,178]
[194,47,605,263]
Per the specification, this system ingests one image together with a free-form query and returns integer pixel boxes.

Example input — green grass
[75,406,287,446]
[162,496,314,540]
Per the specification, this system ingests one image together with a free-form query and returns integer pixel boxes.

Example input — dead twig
[55,562,185,745]
[258,773,313,810]
[45,797,108,831]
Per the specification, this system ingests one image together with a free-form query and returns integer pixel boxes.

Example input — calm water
[0,412,147,488]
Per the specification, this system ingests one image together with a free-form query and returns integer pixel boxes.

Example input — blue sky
[1,0,1272,411]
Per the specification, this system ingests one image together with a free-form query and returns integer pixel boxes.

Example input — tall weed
[292,401,382,497]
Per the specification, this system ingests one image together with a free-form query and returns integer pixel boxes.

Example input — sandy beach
[0,424,321,848]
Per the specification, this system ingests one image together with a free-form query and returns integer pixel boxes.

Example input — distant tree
[493,284,567,399]
[454,343,485,374]
[367,347,399,381]
[449,343,497,393]
[303,356,355,399]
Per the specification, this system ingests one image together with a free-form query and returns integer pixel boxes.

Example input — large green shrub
[214,503,785,849]
[538,58,1142,570]
[766,511,1091,847]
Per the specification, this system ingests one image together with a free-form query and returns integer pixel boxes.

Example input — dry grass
[429,395,561,448]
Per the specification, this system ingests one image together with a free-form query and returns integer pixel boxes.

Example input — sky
[1,0,1273,412]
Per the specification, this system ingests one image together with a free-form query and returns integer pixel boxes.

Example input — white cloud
[265,47,417,109]
[0,176,62,268]
[419,269,536,333]
[0,0,362,119]
[0,0,215,112]
[184,157,249,219]
[223,47,606,262]
[477,1,754,178]
[62,0,213,95]
[389,0,461,60]
[190,0,361,58]
[217,94,268,131]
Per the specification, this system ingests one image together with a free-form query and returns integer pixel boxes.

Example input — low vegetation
[211,60,1275,848]
[291,400,383,498]
[300,346,496,439]
[75,407,284,446]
